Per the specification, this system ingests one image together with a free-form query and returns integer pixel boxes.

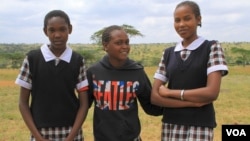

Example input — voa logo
[226,129,246,136]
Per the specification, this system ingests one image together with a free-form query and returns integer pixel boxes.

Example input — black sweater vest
[162,40,217,128]
[28,49,83,128]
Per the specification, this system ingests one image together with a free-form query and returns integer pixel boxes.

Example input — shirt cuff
[15,78,32,89]
[207,64,229,76]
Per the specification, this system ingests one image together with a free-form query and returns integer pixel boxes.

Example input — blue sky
[0,0,249,44]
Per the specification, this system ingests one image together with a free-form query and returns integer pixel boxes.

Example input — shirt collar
[174,36,206,52]
[40,43,72,63]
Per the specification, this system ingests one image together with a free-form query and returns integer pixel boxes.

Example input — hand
[33,135,51,141]
[36,138,51,141]
[65,137,74,141]
[193,102,211,107]
[158,85,169,97]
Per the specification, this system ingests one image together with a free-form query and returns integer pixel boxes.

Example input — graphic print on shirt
[93,80,139,110]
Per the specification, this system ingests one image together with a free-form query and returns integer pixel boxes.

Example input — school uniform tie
[180,49,190,61]
[55,58,60,66]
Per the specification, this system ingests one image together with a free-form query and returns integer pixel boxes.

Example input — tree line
[0,42,250,69]
[1,25,250,68]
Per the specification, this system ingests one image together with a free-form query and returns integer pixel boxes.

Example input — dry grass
[0,66,250,141]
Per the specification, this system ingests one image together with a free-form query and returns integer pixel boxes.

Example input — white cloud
[0,0,249,43]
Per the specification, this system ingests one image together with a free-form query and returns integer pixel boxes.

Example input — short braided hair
[102,25,124,44]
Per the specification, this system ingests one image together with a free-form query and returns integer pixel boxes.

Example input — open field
[0,66,250,141]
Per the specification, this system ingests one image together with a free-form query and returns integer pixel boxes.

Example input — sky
[0,0,249,44]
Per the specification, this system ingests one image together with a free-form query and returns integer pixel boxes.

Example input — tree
[231,47,250,66]
[90,24,144,44]
[2,52,25,68]
[78,49,104,67]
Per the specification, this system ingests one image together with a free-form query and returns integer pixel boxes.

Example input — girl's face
[44,16,72,50]
[174,5,201,44]
[103,29,130,68]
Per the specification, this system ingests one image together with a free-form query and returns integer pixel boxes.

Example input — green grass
[0,66,250,141]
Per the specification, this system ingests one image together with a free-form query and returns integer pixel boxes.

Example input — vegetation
[1,42,250,69]
[231,47,250,66]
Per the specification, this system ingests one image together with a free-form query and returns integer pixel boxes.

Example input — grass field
[0,66,250,141]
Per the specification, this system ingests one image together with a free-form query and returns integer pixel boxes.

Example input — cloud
[0,0,249,43]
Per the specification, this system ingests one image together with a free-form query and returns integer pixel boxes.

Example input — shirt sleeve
[153,51,168,83]
[207,41,229,76]
[76,58,89,92]
[15,56,32,89]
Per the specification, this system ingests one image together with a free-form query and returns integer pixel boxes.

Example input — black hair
[176,0,202,27]
[43,10,71,29]
[102,25,124,44]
